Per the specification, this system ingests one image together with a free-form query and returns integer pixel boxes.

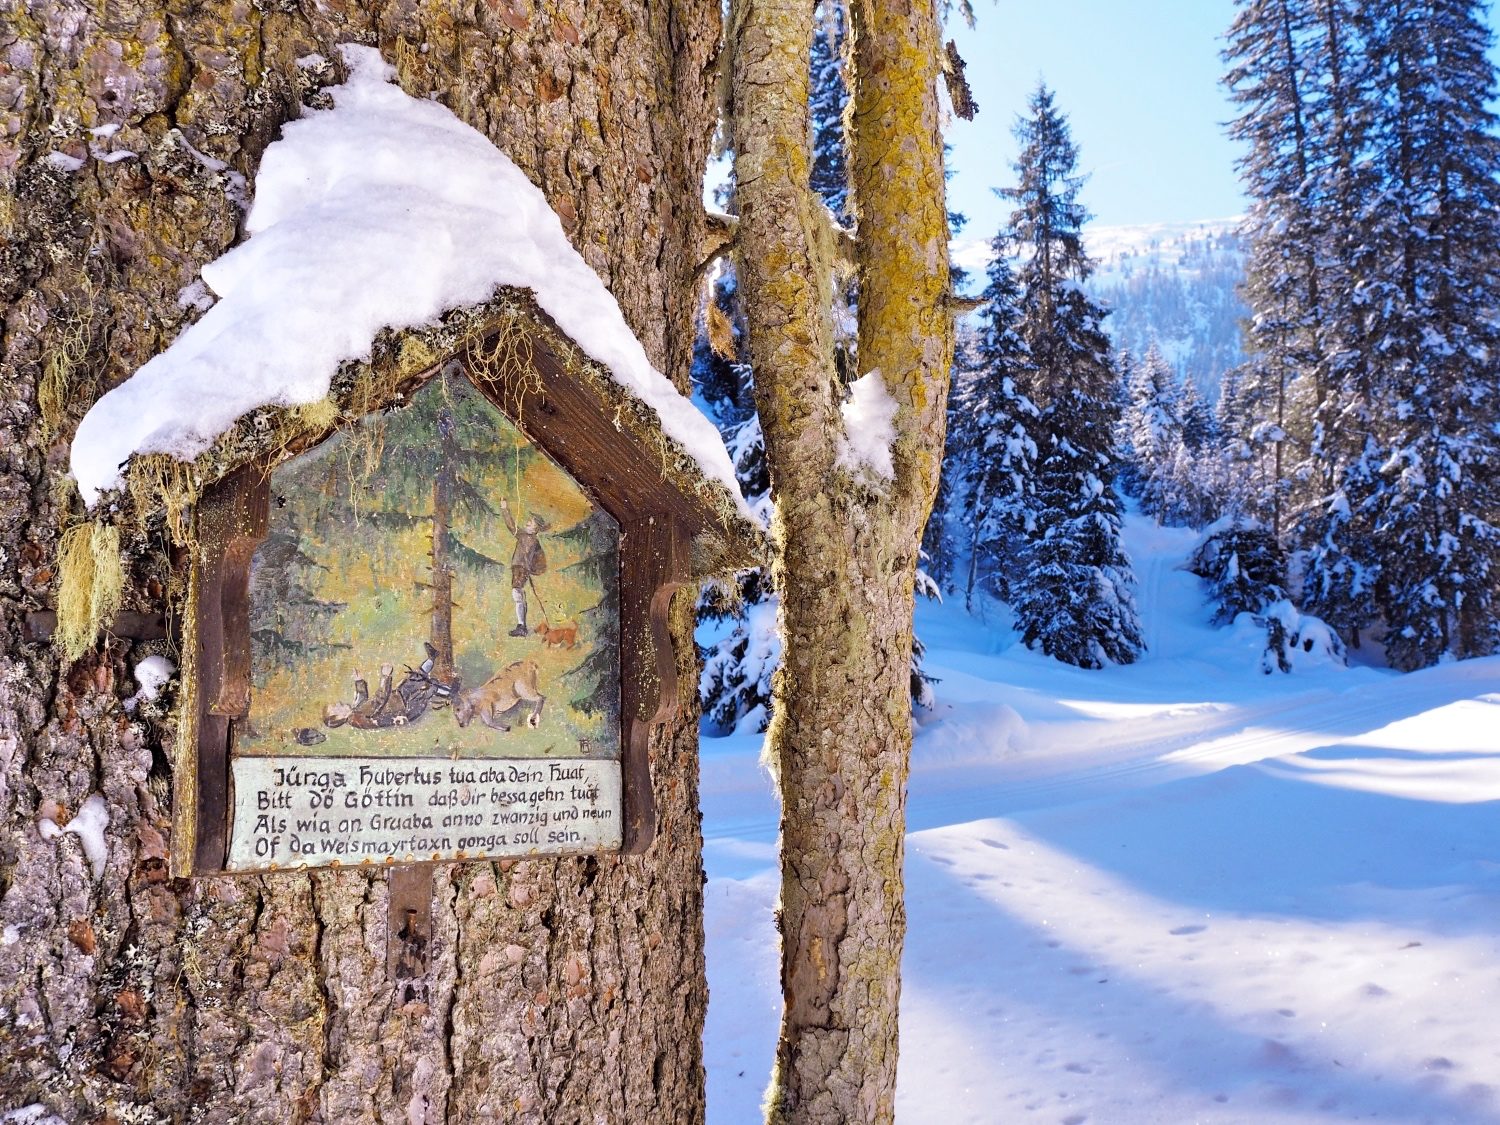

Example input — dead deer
[452,660,545,731]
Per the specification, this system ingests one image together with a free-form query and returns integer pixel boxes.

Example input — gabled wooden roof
[126,287,764,577]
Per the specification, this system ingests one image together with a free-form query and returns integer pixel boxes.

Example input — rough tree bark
[730,0,953,1120]
[0,2,721,1121]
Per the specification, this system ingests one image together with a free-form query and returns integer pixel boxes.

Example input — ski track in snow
[702,512,1500,1124]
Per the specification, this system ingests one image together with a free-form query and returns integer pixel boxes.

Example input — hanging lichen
[127,454,201,547]
[38,272,104,443]
[84,289,757,597]
[53,521,125,664]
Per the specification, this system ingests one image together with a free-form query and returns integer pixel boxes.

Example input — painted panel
[226,373,621,870]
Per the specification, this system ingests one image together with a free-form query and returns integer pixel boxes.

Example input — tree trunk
[432,407,456,681]
[731,0,952,1119]
[0,2,720,1120]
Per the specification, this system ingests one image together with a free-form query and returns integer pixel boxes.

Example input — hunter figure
[321,643,453,730]
[499,497,549,637]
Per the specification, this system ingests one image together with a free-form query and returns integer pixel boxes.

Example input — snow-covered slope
[701,510,1500,1123]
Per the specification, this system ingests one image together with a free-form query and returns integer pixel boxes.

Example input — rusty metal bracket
[388,863,434,991]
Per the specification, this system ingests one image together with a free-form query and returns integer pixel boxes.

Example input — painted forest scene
[240,372,620,762]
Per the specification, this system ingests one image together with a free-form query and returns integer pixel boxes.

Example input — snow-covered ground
[701,514,1500,1123]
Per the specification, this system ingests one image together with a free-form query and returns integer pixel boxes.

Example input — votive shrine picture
[237,373,621,763]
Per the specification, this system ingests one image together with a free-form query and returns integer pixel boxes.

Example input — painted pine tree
[554,509,622,723]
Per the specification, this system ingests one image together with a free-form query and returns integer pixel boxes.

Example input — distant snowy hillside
[952,218,1249,402]
[1087,218,1247,402]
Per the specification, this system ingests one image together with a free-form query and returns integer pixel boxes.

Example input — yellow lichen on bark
[848,0,953,517]
[731,0,952,1121]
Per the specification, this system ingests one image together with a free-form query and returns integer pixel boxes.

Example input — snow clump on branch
[837,369,898,483]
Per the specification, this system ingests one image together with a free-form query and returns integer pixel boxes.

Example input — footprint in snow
[980,838,1010,850]
[1361,982,1391,998]
[1170,924,1207,936]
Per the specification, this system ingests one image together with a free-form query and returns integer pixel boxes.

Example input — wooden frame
[173,317,718,880]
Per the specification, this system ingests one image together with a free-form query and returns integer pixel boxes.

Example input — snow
[43,151,83,173]
[702,510,1500,1123]
[71,44,742,516]
[838,369,898,481]
[176,280,215,312]
[125,654,175,711]
[1,1108,67,1125]
[37,795,110,881]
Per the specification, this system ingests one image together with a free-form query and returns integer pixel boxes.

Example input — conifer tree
[1189,519,1289,626]
[809,2,851,224]
[0,3,729,1115]
[1355,0,1500,668]
[1002,83,1142,666]
[1178,375,1216,451]
[1223,0,1323,540]
[939,253,1040,608]
[1124,342,1185,522]
[1223,0,1500,665]
[1285,0,1386,649]
[692,285,777,732]
[1017,408,1144,668]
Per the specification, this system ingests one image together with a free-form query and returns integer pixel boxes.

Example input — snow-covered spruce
[70,43,741,516]
[1188,516,1344,673]
[999,84,1143,668]
[691,282,780,734]
[927,254,1040,608]
[1116,342,1225,531]
[1224,0,1500,668]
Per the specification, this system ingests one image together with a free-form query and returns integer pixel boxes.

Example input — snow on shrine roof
[71,44,744,516]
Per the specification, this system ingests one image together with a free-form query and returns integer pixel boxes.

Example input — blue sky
[942,2,1248,238]
[941,1,1500,241]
